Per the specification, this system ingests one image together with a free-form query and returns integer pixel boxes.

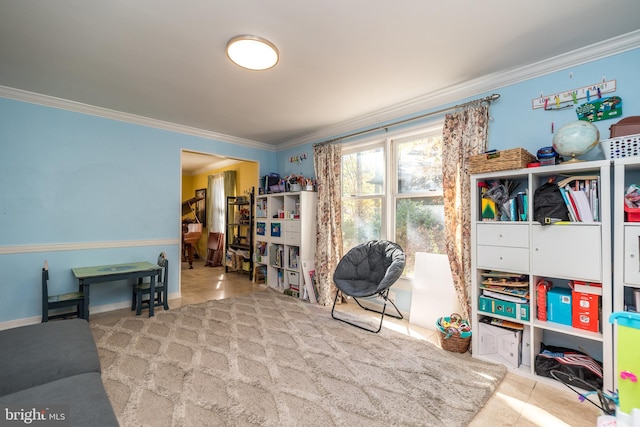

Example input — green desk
[72,261,162,320]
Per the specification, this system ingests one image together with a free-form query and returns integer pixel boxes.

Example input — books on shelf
[288,246,299,269]
[556,175,600,222]
[256,198,267,218]
[480,316,524,331]
[255,242,267,263]
[480,270,529,306]
[480,283,530,300]
[269,244,284,267]
[482,289,528,304]
[556,175,599,189]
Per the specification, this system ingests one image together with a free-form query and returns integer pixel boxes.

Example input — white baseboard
[0,316,41,331]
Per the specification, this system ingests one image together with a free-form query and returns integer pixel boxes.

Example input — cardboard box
[572,281,603,296]
[478,296,530,321]
[572,291,600,332]
[477,323,522,369]
[547,288,572,326]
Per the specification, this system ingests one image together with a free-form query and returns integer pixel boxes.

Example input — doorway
[180,149,259,299]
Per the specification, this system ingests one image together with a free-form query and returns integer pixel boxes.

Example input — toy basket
[436,313,472,353]
[599,133,640,159]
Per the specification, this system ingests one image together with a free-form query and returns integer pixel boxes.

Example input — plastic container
[600,133,640,159]
[609,312,640,415]
[624,204,640,222]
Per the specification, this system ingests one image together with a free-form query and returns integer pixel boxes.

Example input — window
[393,132,445,276]
[341,124,444,277]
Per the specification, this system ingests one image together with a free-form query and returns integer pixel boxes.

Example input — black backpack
[533,181,569,225]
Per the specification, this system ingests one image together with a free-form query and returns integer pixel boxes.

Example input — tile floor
[93,259,602,426]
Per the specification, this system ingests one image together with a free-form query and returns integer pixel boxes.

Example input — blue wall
[301,47,640,314]
[0,99,276,323]
[311,48,639,162]
[488,49,639,158]
[278,143,316,178]
[1,47,638,323]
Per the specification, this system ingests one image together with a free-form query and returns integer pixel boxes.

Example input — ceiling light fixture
[226,35,279,71]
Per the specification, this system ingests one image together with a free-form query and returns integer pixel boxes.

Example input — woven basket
[436,314,472,353]
[470,148,536,174]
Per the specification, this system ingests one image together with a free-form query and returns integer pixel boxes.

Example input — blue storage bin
[547,288,572,326]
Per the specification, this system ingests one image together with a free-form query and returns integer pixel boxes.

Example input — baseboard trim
[0,291,181,331]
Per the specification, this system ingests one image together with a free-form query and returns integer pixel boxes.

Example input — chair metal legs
[331,288,403,333]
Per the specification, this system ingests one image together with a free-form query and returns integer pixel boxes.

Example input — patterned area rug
[90,289,506,426]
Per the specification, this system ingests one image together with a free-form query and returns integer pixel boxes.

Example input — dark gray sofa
[0,319,118,426]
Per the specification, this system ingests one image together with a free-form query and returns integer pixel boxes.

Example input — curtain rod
[313,93,500,147]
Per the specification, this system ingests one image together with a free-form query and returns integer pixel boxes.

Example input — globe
[552,120,600,162]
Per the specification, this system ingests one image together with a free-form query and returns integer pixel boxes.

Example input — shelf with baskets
[253,191,317,300]
[471,160,612,392]
[225,195,254,279]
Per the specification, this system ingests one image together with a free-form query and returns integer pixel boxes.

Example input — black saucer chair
[331,240,405,333]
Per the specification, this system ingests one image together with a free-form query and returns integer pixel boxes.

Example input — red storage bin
[624,204,640,222]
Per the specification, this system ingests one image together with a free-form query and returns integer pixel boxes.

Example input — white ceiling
[1,1,640,149]
[181,150,243,176]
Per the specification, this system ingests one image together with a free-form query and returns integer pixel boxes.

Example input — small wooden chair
[132,252,169,316]
[205,231,224,267]
[42,260,84,322]
[182,223,203,269]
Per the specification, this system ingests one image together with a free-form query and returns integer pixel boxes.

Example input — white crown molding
[0,86,276,152]
[1,30,638,153]
[0,238,179,255]
[278,30,640,150]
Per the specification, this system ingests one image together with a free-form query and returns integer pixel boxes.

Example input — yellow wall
[181,175,194,202]
[182,161,259,259]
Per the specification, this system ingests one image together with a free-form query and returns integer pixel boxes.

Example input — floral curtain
[313,143,343,306]
[442,104,489,320]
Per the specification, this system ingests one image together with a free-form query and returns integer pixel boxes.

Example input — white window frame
[341,120,444,281]
[341,139,388,241]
